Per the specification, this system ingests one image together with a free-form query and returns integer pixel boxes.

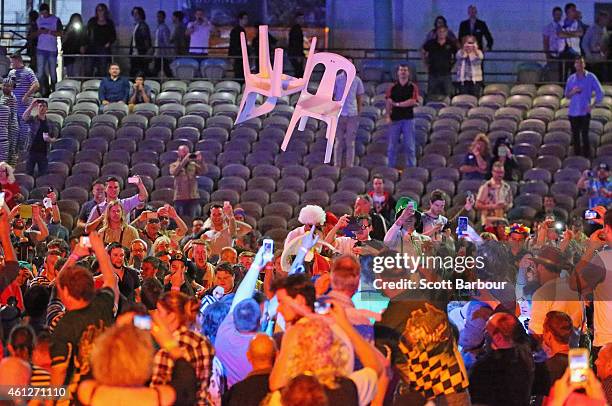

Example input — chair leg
[298,116,308,131]
[249,96,277,118]
[235,90,258,125]
[324,118,339,164]
[281,110,303,151]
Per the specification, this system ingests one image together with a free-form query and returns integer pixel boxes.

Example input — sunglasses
[158,216,169,221]
[148,219,160,224]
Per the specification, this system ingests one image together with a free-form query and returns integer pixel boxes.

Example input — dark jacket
[170,22,187,55]
[458,18,493,50]
[228,25,246,56]
[130,21,152,55]
[87,18,116,51]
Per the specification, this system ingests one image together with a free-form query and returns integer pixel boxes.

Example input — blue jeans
[36,50,58,88]
[387,119,416,168]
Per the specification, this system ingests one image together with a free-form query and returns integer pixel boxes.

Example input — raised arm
[89,231,119,303]
[32,205,49,242]
[230,244,272,311]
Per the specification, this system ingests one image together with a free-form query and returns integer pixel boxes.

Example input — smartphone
[19,205,33,219]
[498,146,508,157]
[223,201,230,207]
[127,176,139,184]
[262,238,274,263]
[314,298,331,315]
[584,210,597,220]
[133,314,152,330]
[0,192,5,207]
[458,216,469,236]
[80,236,91,248]
[189,153,197,159]
[466,190,473,200]
[569,348,589,385]
[43,197,52,209]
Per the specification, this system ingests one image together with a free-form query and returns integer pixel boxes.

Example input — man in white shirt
[543,7,564,81]
[528,246,583,340]
[186,9,211,56]
[36,4,62,96]
[333,64,364,168]
[85,176,148,232]
[559,3,584,80]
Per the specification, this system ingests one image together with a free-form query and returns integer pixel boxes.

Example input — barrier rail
[2,43,611,85]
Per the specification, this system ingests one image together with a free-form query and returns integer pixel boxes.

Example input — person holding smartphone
[169,145,206,219]
[22,99,58,177]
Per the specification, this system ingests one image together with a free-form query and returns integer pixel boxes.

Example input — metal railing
[4,43,611,86]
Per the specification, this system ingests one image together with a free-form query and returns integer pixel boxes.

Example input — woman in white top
[455,35,484,97]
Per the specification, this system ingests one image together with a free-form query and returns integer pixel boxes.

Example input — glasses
[148,219,160,224]
[159,216,169,221]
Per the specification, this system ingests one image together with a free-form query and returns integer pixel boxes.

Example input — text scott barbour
[372,278,508,290]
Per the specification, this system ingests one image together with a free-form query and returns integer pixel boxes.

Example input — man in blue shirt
[98,63,130,108]
[564,55,604,158]
[578,163,612,208]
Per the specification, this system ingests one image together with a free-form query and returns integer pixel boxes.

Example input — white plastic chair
[280,53,356,163]
[235,25,316,124]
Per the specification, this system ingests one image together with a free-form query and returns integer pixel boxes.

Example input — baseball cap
[597,163,609,171]
[169,251,187,265]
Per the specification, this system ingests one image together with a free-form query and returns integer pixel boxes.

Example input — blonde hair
[91,324,154,386]
[102,200,127,229]
[472,133,491,157]
[152,235,172,254]
[0,162,16,183]
[480,232,498,241]
[286,318,350,389]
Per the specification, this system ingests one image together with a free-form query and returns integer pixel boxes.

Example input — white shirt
[36,15,60,52]
[543,20,564,55]
[187,21,211,54]
[561,19,582,55]
[528,276,583,335]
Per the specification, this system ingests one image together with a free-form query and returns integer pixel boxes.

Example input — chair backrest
[257,25,273,78]
[301,52,356,107]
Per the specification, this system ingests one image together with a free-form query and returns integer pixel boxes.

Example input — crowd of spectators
[0,2,610,406]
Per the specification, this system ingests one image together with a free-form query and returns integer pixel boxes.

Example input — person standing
[564,56,604,158]
[558,3,583,80]
[583,11,609,80]
[153,11,172,78]
[475,162,513,227]
[35,4,62,97]
[458,4,493,51]
[385,64,419,169]
[7,53,39,160]
[86,3,117,77]
[228,12,249,80]
[455,35,483,97]
[333,65,364,168]
[25,11,39,73]
[543,7,564,82]
[0,102,10,163]
[0,79,20,165]
[422,26,458,98]
[22,99,58,176]
[288,12,305,77]
[62,13,88,78]
[170,145,206,219]
[186,9,212,57]
[129,7,152,76]
[169,11,187,56]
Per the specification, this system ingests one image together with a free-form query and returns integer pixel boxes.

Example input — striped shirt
[7,67,38,107]
[31,365,51,387]
[29,274,53,289]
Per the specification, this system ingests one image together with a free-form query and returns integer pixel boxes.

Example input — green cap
[395,197,418,215]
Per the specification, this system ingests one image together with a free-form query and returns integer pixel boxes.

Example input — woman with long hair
[86,3,116,76]
[0,162,22,208]
[62,13,88,77]
[460,133,491,180]
[152,291,214,406]
[455,35,484,97]
[423,16,458,47]
[98,200,139,247]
